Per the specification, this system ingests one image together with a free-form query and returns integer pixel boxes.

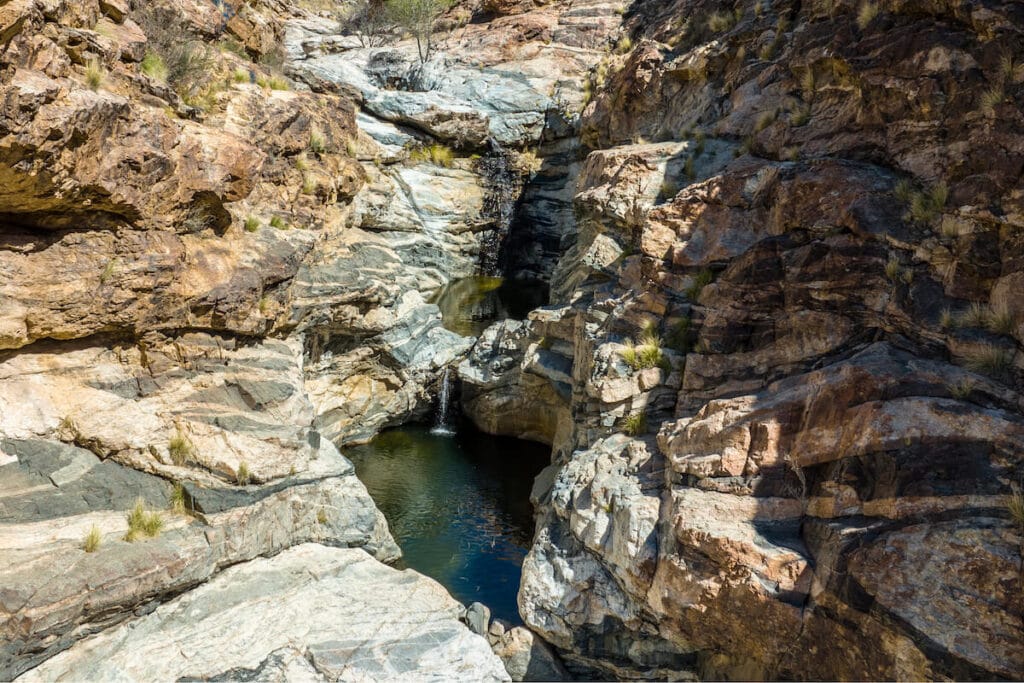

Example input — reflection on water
[346,424,549,624]
[431,276,549,337]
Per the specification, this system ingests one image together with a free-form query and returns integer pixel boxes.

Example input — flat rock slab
[18,544,510,682]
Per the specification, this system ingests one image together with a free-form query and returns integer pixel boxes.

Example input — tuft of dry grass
[962,344,1014,377]
[856,1,879,29]
[409,144,455,167]
[168,429,194,466]
[83,525,102,553]
[125,498,164,542]
[170,482,189,515]
[237,461,251,486]
[85,59,105,91]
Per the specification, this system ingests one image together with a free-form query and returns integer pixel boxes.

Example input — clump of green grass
[708,10,737,32]
[125,498,164,542]
[939,308,954,330]
[963,344,1014,377]
[317,508,328,525]
[1009,486,1024,531]
[170,482,189,515]
[790,104,811,127]
[947,379,975,400]
[141,52,168,84]
[309,129,326,154]
[237,461,251,486]
[83,525,102,553]
[619,332,664,371]
[980,86,1005,115]
[301,175,318,195]
[987,305,1016,335]
[409,143,455,167]
[233,67,250,83]
[856,1,879,29]
[168,429,194,466]
[244,216,260,232]
[85,58,105,91]
[685,268,714,300]
[667,317,694,353]
[269,215,286,230]
[99,258,119,285]
[898,181,947,225]
[615,35,633,54]
[754,109,778,132]
[621,412,647,436]
[267,75,290,91]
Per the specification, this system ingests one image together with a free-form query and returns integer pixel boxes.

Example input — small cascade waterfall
[477,140,523,276]
[431,366,455,435]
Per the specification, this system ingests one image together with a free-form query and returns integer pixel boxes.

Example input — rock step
[16,544,510,682]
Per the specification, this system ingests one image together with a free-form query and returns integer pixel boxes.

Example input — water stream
[346,423,549,624]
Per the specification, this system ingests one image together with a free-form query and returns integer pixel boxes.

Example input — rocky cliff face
[459,0,1024,679]
[2,0,1022,679]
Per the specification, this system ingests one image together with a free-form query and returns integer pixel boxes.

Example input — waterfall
[431,366,455,435]
[477,139,523,276]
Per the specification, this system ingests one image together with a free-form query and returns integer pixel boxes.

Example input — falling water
[431,366,455,435]
[477,139,523,275]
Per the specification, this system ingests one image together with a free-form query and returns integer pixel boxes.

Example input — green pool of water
[431,276,549,337]
[345,423,550,624]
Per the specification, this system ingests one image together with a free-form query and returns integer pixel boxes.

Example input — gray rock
[494,627,569,682]
[17,545,510,682]
[465,601,491,636]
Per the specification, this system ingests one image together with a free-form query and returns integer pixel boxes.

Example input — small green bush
[317,508,328,525]
[270,215,286,230]
[244,216,260,232]
[83,525,102,552]
[267,75,290,91]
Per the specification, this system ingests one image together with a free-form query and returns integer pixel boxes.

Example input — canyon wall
[462,0,1024,679]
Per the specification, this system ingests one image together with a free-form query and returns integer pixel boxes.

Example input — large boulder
[16,544,510,682]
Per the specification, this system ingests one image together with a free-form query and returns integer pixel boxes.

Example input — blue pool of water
[345,423,550,624]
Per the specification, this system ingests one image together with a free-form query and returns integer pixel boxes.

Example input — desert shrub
[621,412,647,436]
[85,59,105,90]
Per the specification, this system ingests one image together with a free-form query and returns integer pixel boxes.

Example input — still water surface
[346,424,549,624]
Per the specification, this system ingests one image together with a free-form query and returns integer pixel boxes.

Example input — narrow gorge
[0,0,1022,681]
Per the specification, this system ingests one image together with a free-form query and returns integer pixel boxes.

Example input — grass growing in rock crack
[1009,487,1024,532]
[895,180,947,225]
[963,344,1014,377]
[168,430,194,466]
[170,482,189,515]
[125,498,164,542]
[939,308,954,330]
[980,86,1005,116]
[237,461,251,486]
[85,59,105,91]
[685,268,714,301]
[244,216,260,232]
[947,379,975,400]
[619,331,664,371]
[956,304,1017,335]
[270,215,287,230]
[309,129,326,154]
[621,412,647,436]
[856,1,879,29]
[83,525,102,553]
[141,52,168,84]
[317,509,328,525]
[409,144,455,167]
